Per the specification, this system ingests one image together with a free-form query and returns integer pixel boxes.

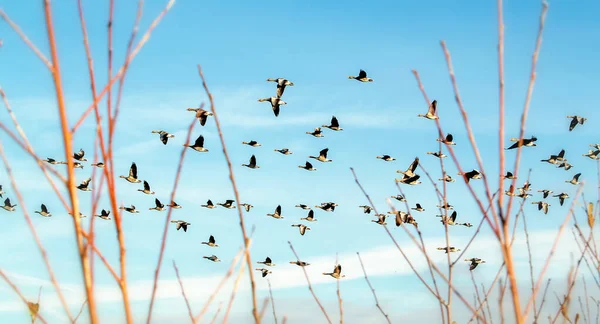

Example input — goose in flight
[187,107,213,126]
[298,161,317,171]
[203,255,221,262]
[391,194,407,202]
[309,148,332,162]
[201,199,216,209]
[242,155,259,169]
[217,200,236,209]
[437,134,456,145]
[149,198,165,211]
[396,174,422,185]
[151,130,175,145]
[44,157,66,165]
[323,264,345,279]
[504,171,517,180]
[348,69,373,82]
[315,202,338,212]
[553,193,569,206]
[95,209,111,220]
[300,209,317,222]
[460,169,482,183]
[266,78,294,98]
[35,204,52,217]
[376,155,396,162]
[120,163,142,183]
[411,203,425,212]
[359,205,374,214]
[290,260,310,267]
[255,268,272,278]
[418,100,438,120]
[201,235,219,247]
[437,246,461,253]
[541,149,565,165]
[119,205,139,213]
[138,180,155,195]
[567,115,586,131]
[291,223,311,235]
[167,201,182,209]
[91,162,105,168]
[566,173,581,185]
[257,257,276,267]
[537,189,553,199]
[465,258,486,270]
[427,151,447,159]
[322,116,343,131]
[242,140,262,147]
[185,135,208,152]
[506,136,537,150]
[531,201,550,214]
[258,97,287,117]
[240,203,254,212]
[371,214,387,226]
[397,157,419,178]
[439,175,456,183]
[170,220,191,232]
[306,127,324,137]
[267,205,284,219]
[1,198,17,212]
[274,148,293,155]
[295,204,311,210]
[77,178,92,191]
[73,149,88,162]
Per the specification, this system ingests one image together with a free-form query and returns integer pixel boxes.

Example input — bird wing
[428,100,437,115]
[275,205,282,215]
[358,70,367,79]
[306,161,314,169]
[574,173,581,181]
[250,155,257,166]
[450,211,457,222]
[569,118,578,131]
[195,135,205,147]
[331,116,339,128]
[130,163,138,178]
[273,104,280,117]
[144,180,151,191]
[160,133,168,145]
[207,199,213,205]
[209,235,215,244]
[558,149,565,158]
[446,134,453,142]
[266,257,272,263]
[155,198,163,207]
[41,204,48,213]
[4,198,10,206]
[308,210,314,218]
[82,178,91,186]
[408,157,419,173]
[320,148,329,159]
[276,84,285,98]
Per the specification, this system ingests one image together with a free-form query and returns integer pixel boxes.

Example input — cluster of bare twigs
[0,0,598,324]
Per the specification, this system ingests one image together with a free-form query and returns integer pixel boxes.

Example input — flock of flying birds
[1,69,597,278]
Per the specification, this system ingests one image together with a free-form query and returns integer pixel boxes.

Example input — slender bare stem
[288,241,332,324]
[222,255,248,324]
[267,279,278,324]
[146,119,196,323]
[357,253,391,323]
[173,261,194,323]
[197,64,259,323]
[0,269,48,324]
[0,10,53,70]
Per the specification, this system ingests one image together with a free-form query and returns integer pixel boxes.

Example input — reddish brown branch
[357,253,391,324]
[173,261,194,323]
[197,64,259,323]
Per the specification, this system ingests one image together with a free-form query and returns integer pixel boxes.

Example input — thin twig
[197,64,259,323]
[74,299,89,323]
[0,269,48,324]
[357,253,391,324]
[209,302,224,324]
[0,10,53,70]
[336,253,344,324]
[267,279,278,324]
[288,241,332,324]
[146,118,196,323]
[222,254,249,324]
[173,261,194,323]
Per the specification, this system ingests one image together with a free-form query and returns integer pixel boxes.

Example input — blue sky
[1,0,599,323]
